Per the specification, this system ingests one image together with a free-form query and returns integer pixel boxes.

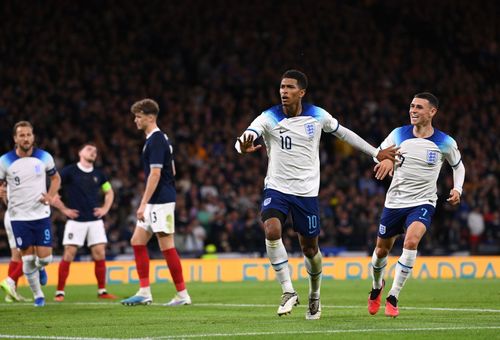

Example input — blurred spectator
[467,207,485,255]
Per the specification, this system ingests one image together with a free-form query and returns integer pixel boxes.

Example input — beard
[18,142,34,153]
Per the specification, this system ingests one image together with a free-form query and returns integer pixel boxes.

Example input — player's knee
[375,247,389,258]
[63,253,75,262]
[264,223,281,240]
[302,245,318,258]
[22,255,37,274]
[37,255,53,267]
[403,239,419,250]
[130,235,143,246]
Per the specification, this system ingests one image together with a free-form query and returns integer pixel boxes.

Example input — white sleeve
[0,162,5,181]
[320,110,340,133]
[452,161,465,195]
[234,113,268,154]
[445,138,465,195]
[373,129,397,163]
[332,124,378,158]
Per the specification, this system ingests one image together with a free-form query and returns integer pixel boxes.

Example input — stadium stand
[0,0,498,257]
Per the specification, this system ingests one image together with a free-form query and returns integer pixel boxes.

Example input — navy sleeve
[148,134,170,168]
[60,166,71,186]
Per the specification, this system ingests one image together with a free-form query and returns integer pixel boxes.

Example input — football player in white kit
[0,121,61,307]
[0,188,31,302]
[236,70,398,319]
[367,92,465,317]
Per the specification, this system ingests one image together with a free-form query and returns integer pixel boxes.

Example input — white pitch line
[2,301,499,313]
[2,326,500,340]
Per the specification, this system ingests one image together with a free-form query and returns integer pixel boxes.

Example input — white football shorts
[4,211,17,249]
[137,202,176,234]
[62,220,107,247]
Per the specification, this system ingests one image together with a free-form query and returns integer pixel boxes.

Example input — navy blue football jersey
[60,164,110,221]
[142,129,176,204]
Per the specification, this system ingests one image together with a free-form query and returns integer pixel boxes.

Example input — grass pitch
[1,279,499,339]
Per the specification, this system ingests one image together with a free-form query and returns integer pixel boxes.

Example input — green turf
[1,279,499,339]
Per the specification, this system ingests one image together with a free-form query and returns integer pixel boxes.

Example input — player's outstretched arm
[235,132,261,154]
[333,125,398,161]
[375,145,398,162]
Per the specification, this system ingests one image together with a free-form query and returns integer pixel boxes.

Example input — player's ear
[299,89,306,98]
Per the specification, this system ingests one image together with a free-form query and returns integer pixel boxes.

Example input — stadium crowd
[0,0,498,258]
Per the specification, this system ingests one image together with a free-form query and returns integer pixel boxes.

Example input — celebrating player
[235,70,397,319]
[0,121,61,307]
[367,92,465,317]
[52,143,117,301]
[121,98,191,307]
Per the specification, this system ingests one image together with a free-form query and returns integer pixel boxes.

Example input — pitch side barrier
[1,256,498,286]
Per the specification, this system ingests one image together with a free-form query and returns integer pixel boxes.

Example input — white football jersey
[379,125,462,208]
[238,103,377,197]
[0,148,57,221]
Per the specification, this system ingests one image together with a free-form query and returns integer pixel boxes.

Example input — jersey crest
[379,224,386,235]
[426,150,438,165]
[304,123,315,139]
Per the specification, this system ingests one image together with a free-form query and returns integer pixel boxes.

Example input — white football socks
[138,287,151,297]
[370,250,388,289]
[36,255,53,268]
[304,251,322,299]
[266,238,294,293]
[389,248,417,299]
[22,255,44,299]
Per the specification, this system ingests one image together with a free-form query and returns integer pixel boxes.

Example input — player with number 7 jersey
[368,92,465,318]
[235,69,398,319]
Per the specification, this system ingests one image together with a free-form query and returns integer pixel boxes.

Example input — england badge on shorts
[379,224,386,235]
[426,150,438,165]
[304,123,315,139]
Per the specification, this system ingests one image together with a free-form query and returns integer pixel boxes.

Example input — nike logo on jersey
[279,129,286,134]
[419,217,428,221]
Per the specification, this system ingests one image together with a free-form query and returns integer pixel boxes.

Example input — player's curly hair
[131,98,160,115]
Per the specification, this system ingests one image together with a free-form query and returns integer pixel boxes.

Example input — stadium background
[0,0,498,264]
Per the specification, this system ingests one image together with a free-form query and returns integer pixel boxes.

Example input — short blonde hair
[13,121,34,136]
[130,98,159,115]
